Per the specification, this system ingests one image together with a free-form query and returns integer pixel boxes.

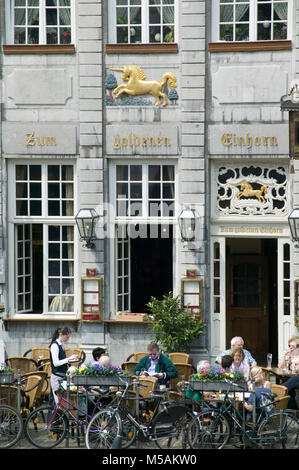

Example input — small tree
[105,74,118,103]
[168,89,179,105]
[146,292,204,353]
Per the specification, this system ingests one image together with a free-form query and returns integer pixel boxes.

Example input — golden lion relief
[109,65,178,106]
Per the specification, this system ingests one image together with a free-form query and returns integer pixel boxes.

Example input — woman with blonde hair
[249,366,270,390]
[229,346,250,380]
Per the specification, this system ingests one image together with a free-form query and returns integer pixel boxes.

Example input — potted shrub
[146,292,204,353]
[0,362,14,384]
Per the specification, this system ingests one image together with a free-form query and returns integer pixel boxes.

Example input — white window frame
[5,0,76,45]
[109,160,177,314]
[108,0,178,44]
[8,160,78,319]
[211,0,291,42]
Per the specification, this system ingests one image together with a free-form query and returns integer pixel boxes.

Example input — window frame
[211,0,291,43]
[108,0,178,45]
[5,0,76,46]
[8,160,78,319]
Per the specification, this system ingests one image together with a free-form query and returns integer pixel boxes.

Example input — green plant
[77,364,121,376]
[190,367,246,383]
[146,292,204,353]
[0,362,13,373]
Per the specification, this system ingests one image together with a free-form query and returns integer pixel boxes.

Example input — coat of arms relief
[216,165,288,216]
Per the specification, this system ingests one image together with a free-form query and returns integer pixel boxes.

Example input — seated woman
[229,346,250,380]
[278,337,299,369]
[248,366,270,391]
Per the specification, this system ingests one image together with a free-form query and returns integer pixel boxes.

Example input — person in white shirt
[49,327,78,405]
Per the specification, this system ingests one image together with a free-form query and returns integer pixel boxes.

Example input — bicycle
[24,378,111,449]
[187,381,299,449]
[85,375,194,450]
[0,404,23,449]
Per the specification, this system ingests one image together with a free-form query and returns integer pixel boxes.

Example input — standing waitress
[49,327,78,405]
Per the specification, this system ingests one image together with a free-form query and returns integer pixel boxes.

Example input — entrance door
[226,255,268,364]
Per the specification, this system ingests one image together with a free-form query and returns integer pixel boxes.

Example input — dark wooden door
[226,255,268,364]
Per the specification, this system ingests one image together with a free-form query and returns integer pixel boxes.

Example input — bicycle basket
[259,391,276,414]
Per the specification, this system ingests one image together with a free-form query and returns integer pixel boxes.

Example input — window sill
[209,40,292,53]
[3,44,76,55]
[3,318,80,331]
[106,43,178,54]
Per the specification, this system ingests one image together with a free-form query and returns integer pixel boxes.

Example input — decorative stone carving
[216,164,288,216]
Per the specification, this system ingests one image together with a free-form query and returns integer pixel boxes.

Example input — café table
[267,367,295,385]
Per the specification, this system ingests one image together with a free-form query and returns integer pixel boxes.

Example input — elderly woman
[229,346,250,380]
[278,337,299,369]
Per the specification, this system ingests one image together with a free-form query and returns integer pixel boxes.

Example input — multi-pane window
[11,0,72,45]
[215,0,289,42]
[10,163,75,315]
[116,164,175,217]
[109,0,175,44]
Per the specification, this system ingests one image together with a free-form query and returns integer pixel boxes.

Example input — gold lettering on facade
[25,132,56,147]
[220,132,278,148]
[113,133,171,150]
[220,226,283,234]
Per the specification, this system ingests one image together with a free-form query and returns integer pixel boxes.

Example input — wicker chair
[7,357,38,378]
[65,348,86,366]
[23,347,50,364]
[23,371,49,406]
[22,375,43,412]
[270,384,288,398]
[0,385,19,408]
[168,353,190,364]
[121,361,138,374]
[126,351,148,362]
[170,364,192,391]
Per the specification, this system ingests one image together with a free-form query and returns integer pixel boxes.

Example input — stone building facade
[0,1,298,367]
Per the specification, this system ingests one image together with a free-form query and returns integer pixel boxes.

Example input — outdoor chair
[126,351,148,362]
[273,395,291,410]
[0,385,19,409]
[65,347,86,366]
[22,374,43,412]
[23,347,50,364]
[170,363,192,391]
[270,384,288,398]
[121,361,138,374]
[168,352,189,364]
[23,371,49,406]
[7,356,38,378]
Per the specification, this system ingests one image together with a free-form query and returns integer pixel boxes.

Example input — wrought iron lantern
[75,208,99,249]
[288,208,299,245]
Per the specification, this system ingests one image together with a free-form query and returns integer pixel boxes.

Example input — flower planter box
[73,374,131,387]
[116,314,147,322]
[189,380,248,392]
[0,373,14,384]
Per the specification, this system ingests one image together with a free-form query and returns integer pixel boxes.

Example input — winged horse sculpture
[109,65,178,106]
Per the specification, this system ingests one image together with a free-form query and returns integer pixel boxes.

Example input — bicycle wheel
[257,411,299,449]
[152,407,194,449]
[0,405,23,449]
[188,409,230,449]
[119,413,137,449]
[85,409,122,449]
[25,405,68,449]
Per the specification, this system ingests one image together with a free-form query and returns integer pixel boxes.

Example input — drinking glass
[267,353,272,369]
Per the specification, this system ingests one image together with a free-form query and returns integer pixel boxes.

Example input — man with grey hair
[196,360,210,372]
[215,336,257,367]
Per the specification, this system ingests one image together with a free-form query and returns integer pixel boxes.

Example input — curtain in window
[220,3,249,22]
[59,7,71,26]
[274,3,288,21]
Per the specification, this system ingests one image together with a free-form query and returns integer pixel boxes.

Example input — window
[108,0,176,44]
[213,0,289,42]
[9,163,76,315]
[7,0,73,45]
[115,164,175,218]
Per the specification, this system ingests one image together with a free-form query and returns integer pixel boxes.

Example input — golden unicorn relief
[237,182,268,204]
[109,65,178,106]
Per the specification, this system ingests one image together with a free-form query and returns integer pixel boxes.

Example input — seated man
[134,342,178,385]
[216,336,257,367]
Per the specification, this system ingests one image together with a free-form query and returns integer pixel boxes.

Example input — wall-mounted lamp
[288,208,299,246]
[178,207,197,242]
[75,208,99,249]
